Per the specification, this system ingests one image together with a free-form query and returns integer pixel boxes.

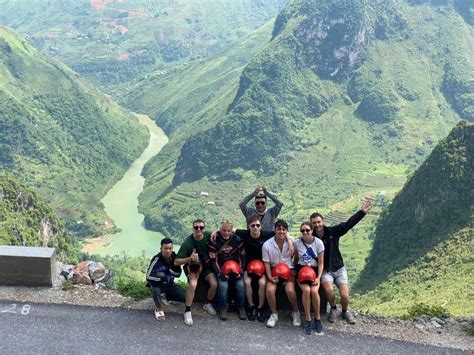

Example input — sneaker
[256,307,265,323]
[328,306,337,323]
[342,310,355,324]
[304,320,313,335]
[203,302,217,316]
[218,309,228,321]
[247,306,256,321]
[238,308,247,320]
[183,311,193,326]
[266,313,278,328]
[314,319,324,334]
[292,311,301,327]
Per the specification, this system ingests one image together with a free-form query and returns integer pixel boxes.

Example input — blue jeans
[217,277,245,310]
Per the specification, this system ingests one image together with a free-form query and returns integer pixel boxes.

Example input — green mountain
[0,25,148,236]
[352,121,473,316]
[0,0,287,89]
[139,0,472,242]
[0,174,77,261]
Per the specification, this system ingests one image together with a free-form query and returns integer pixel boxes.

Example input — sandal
[154,309,165,321]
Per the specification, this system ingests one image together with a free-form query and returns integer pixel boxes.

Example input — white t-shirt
[294,237,325,267]
[262,237,294,268]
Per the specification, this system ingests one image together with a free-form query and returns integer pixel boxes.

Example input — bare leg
[298,282,311,321]
[311,284,321,319]
[322,281,336,307]
[285,280,299,312]
[266,281,278,314]
[338,283,350,310]
[205,273,218,301]
[186,273,199,307]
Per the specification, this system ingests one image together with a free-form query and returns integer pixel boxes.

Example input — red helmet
[222,260,241,276]
[272,263,291,281]
[297,266,316,284]
[247,259,265,278]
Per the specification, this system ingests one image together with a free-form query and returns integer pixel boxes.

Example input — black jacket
[208,233,245,275]
[315,210,366,272]
[146,252,182,287]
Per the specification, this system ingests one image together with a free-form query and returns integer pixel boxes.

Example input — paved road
[0,301,466,354]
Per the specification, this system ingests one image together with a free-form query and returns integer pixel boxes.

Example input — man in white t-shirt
[262,219,300,328]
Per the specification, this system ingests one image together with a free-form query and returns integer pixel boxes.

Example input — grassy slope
[0,26,148,236]
[352,228,473,317]
[352,121,473,317]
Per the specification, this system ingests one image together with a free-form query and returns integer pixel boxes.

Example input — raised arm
[332,198,372,237]
[239,190,257,216]
[266,190,283,214]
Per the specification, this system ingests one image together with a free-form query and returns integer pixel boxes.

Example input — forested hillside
[0,175,77,261]
[139,0,472,241]
[0,26,148,236]
[353,121,473,316]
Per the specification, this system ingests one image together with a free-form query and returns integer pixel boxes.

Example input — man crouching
[146,237,185,321]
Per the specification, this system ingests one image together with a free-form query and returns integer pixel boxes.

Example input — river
[82,113,168,258]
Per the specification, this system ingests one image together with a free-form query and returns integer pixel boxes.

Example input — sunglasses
[250,224,261,228]
[255,201,266,206]
[300,229,312,233]
[193,226,205,230]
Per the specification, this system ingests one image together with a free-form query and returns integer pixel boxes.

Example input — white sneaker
[202,302,217,316]
[266,313,279,328]
[292,311,301,327]
[183,311,193,326]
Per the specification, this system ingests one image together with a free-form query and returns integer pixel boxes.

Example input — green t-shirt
[176,232,211,259]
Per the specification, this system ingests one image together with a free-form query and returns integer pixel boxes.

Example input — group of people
[146,186,372,335]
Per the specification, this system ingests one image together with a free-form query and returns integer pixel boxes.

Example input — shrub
[401,302,448,319]
[115,276,150,300]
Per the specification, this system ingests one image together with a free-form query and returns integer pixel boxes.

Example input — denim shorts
[321,266,348,286]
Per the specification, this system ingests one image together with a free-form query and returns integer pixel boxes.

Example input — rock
[69,261,93,285]
[429,320,442,329]
[88,261,107,281]
[93,270,110,284]
[432,317,446,326]
[415,324,425,332]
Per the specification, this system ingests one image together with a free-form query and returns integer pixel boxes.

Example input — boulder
[88,261,106,281]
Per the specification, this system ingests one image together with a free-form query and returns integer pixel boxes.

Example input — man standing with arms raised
[311,198,372,324]
[239,186,283,232]
[175,219,218,326]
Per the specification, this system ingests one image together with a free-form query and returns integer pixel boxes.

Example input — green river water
[88,114,168,258]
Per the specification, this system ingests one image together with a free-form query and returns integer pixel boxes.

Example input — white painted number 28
[1,304,31,315]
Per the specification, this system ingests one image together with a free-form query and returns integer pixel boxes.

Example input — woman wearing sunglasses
[294,222,325,335]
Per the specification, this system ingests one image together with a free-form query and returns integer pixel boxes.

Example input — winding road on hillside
[0,301,464,354]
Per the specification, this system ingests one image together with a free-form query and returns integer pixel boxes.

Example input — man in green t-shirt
[175,219,218,326]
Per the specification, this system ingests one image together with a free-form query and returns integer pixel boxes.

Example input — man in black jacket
[146,237,185,321]
[208,220,246,321]
[311,198,372,324]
